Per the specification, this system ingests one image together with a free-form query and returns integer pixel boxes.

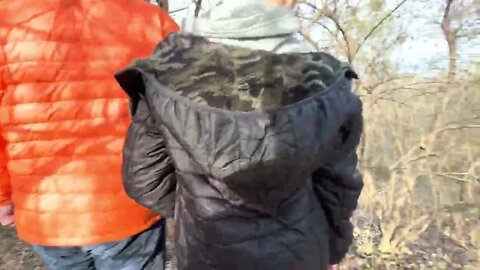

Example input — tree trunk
[157,0,169,12]
[441,0,457,81]
[445,31,457,81]
[195,0,203,17]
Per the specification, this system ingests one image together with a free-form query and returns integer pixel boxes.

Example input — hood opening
[127,33,357,112]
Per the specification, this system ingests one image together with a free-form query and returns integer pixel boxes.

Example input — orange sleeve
[142,7,179,51]
[159,9,180,38]
[0,86,10,206]
[0,37,11,205]
[0,134,10,206]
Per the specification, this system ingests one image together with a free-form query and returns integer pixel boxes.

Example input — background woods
[296,0,479,269]
[1,0,479,269]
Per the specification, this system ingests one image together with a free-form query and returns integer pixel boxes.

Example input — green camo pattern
[132,33,353,112]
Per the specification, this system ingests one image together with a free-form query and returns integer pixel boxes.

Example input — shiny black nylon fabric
[142,70,360,210]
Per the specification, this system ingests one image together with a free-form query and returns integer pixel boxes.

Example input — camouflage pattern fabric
[132,33,355,112]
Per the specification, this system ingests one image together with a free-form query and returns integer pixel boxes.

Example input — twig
[299,31,321,51]
[436,173,472,183]
[169,7,188,14]
[407,153,440,164]
[324,11,353,62]
[434,124,480,134]
[356,0,409,55]
[157,0,169,11]
[313,21,338,39]
[374,97,410,106]
[194,0,202,17]
[299,1,319,10]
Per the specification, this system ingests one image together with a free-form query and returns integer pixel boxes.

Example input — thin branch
[442,0,454,27]
[313,21,338,38]
[434,124,480,134]
[298,2,353,61]
[299,1,319,10]
[297,3,338,39]
[389,123,478,171]
[324,11,353,62]
[436,173,472,183]
[194,0,203,18]
[169,7,188,14]
[407,153,440,164]
[364,76,415,92]
[300,31,321,51]
[157,0,169,12]
[356,0,409,54]
[374,97,410,106]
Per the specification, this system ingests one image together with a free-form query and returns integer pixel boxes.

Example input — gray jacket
[182,0,316,53]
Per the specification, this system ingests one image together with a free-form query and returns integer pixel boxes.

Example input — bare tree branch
[194,0,203,17]
[356,0,409,55]
[323,9,354,62]
[157,0,169,12]
[436,173,472,182]
[170,7,188,14]
[441,0,458,81]
[300,31,321,51]
[297,1,354,62]
[389,122,479,171]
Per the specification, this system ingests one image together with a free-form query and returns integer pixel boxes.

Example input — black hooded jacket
[115,33,363,270]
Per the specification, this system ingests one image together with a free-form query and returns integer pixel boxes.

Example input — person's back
[0,0,178,269]
[116,1,363,269]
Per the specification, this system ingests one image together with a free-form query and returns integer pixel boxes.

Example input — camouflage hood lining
[122,33,357,113]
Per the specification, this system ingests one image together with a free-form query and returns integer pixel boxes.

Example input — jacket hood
[116,33,362,208]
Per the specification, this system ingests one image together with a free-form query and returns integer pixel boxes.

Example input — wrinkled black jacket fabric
[115,34,363,270]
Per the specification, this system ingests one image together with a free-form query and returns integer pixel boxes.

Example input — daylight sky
[163,0,479,75]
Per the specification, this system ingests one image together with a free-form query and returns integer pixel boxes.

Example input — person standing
[115,0,363,269]
[0,0,178,269]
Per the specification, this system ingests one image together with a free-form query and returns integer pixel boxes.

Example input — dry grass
[348,74,480,269]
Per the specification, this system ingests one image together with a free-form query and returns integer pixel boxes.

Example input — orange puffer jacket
[0,0,179,246]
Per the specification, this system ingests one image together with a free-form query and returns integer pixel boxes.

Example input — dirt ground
[0,227,44,270]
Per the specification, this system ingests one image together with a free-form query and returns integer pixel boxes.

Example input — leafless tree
[440,0,479,81]
[157,0,169,12]
[441,0,457,81]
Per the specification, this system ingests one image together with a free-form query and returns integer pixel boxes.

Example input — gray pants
[32,220,165,270]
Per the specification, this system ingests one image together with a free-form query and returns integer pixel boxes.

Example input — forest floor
[0,227,44,270]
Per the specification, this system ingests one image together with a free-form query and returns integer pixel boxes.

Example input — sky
[388,0,479,74]
[157,0,479,76]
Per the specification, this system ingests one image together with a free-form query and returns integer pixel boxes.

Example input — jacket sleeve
[0,135,11,206]
[158,8,180,38]
[145,6,179,45]
[312,99,363,264]
[0,85,11,206]
[119,70,176,217]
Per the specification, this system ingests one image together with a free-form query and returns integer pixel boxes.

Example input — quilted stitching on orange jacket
[0,0,179,246]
